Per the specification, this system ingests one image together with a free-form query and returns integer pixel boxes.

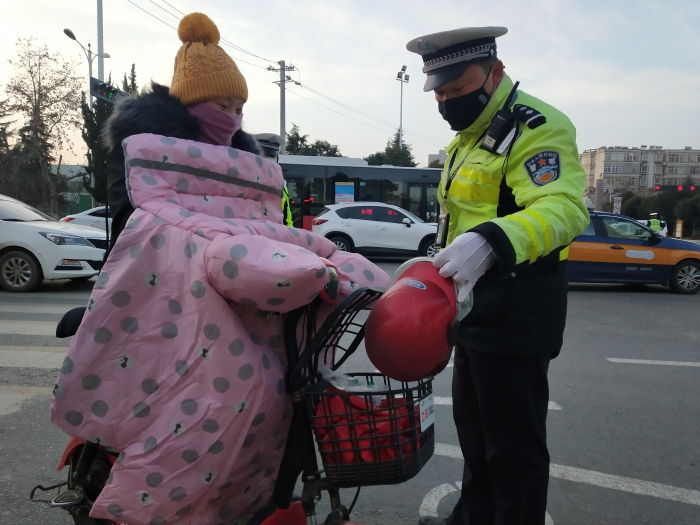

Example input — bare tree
[4,37,82,213]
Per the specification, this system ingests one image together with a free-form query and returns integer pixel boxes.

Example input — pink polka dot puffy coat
[50,134,388,525]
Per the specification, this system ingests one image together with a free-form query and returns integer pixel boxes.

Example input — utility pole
[396,66,409,149]
[279,60,286,154]
[268,61,298,154]
[97,0,104,81]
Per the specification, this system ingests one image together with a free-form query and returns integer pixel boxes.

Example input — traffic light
[654,185,698,192]
[89,77,124,104]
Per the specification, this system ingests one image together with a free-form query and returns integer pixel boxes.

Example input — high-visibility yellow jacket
[281,185,294,227]
[438,74,589,273]
[649,218,661,231]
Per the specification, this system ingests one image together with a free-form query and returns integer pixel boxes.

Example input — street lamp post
[396,66,409,150]
[63,28,110,111]
[63,28,110,206]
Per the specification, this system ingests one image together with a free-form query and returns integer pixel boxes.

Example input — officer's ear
[491,59,505,87]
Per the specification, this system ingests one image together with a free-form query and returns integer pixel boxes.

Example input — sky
[1,0,698,167]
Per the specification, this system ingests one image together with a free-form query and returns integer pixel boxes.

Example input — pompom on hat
[170,13,248,105]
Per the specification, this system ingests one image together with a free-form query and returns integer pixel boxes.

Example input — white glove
[433,232,496,301]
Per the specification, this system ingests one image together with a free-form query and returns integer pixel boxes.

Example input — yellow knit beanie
[170,13,248,105]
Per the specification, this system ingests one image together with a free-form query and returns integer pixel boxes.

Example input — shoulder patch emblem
[524,151,560,186]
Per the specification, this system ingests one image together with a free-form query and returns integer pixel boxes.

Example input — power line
[286,88,447,148]
[159,0,185,16]
[300,83,448,144]
[126,0,449,149]
[126,0,178,31]
[147,0,179,20]
[153,0,278,65]
[124,1,268,69]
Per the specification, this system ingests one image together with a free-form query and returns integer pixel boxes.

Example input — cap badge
[416,39,438,54]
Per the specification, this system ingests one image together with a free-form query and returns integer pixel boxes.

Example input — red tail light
[63,217,75,222]
[312,218,328,226]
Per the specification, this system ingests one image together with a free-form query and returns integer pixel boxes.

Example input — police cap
[406,27,507,92]
[253,133,281,158]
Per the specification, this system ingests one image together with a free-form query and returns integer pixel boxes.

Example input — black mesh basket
[301,373,434,488]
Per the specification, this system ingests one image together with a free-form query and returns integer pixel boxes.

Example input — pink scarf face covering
[187,102,243,147]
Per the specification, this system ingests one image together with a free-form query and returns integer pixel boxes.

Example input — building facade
[580,146,700,194]
[428,149,447,167]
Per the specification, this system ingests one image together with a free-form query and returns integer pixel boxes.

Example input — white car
[0,195,107,292]
[312,202,438,257]
[60,206,112,232]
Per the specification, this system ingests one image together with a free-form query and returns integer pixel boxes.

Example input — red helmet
[364,258,471,382]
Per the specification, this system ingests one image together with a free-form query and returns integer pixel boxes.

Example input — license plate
[420,394,435,432]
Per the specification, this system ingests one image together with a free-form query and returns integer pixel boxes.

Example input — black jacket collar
[102,83,260,155]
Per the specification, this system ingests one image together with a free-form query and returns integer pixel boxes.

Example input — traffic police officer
[649,213,661,232]
[254,132,294,227]
[407,27,589,525]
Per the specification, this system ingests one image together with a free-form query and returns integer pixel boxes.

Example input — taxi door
[598,216,669,283]
[567,218,611,281]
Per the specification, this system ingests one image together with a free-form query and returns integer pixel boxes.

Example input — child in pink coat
[51,133,387,525]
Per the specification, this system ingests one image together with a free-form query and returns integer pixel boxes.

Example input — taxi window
[580,221,596,236]
[601,217,652,241]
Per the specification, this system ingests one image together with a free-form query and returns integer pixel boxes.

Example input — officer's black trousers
[447,345,551,525]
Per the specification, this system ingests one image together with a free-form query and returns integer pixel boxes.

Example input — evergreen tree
[121,63,138,95]
[285,124,309,155]
[364,131,417,167]
[284,123,343,157]
[84,65,138,204]
[80,89,113,203]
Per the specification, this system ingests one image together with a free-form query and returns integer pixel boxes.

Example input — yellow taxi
[567,212,700,294]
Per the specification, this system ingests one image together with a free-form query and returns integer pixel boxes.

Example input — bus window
[381,180,405,208]
[426,184,439,223]
[359,180,381,202]
[408,185,423,220]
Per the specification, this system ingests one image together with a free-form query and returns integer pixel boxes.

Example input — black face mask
[438,69,493,131]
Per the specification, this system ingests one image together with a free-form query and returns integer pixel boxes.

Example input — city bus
[278,155,443,230]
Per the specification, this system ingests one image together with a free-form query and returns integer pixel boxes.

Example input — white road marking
[0,345,68,353]
[434,397,562,410]
[0,349,66,369]
[607,358,700,367]
[0,320,57,336]
[0,386,52,416]
[0,304,71,315]
[419,481,554,524]
[434,443,700,506]
[419,483,458,517]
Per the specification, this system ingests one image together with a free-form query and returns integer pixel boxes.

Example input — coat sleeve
[204,235,330,313]
[470,119,590,272]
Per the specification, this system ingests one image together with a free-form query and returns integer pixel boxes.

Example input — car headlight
[39,232,93,247]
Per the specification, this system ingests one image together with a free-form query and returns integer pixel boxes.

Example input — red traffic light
[677,186,683,191]
[654,185,661,191]
[692,186,697,191]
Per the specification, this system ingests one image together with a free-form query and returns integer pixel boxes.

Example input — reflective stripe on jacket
[281,186,294,227]
[438,74,589,273]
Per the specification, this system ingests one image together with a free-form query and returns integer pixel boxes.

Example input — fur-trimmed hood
[102,82,260,155]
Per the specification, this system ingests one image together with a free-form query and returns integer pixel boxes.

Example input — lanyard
[443,128,489,198]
